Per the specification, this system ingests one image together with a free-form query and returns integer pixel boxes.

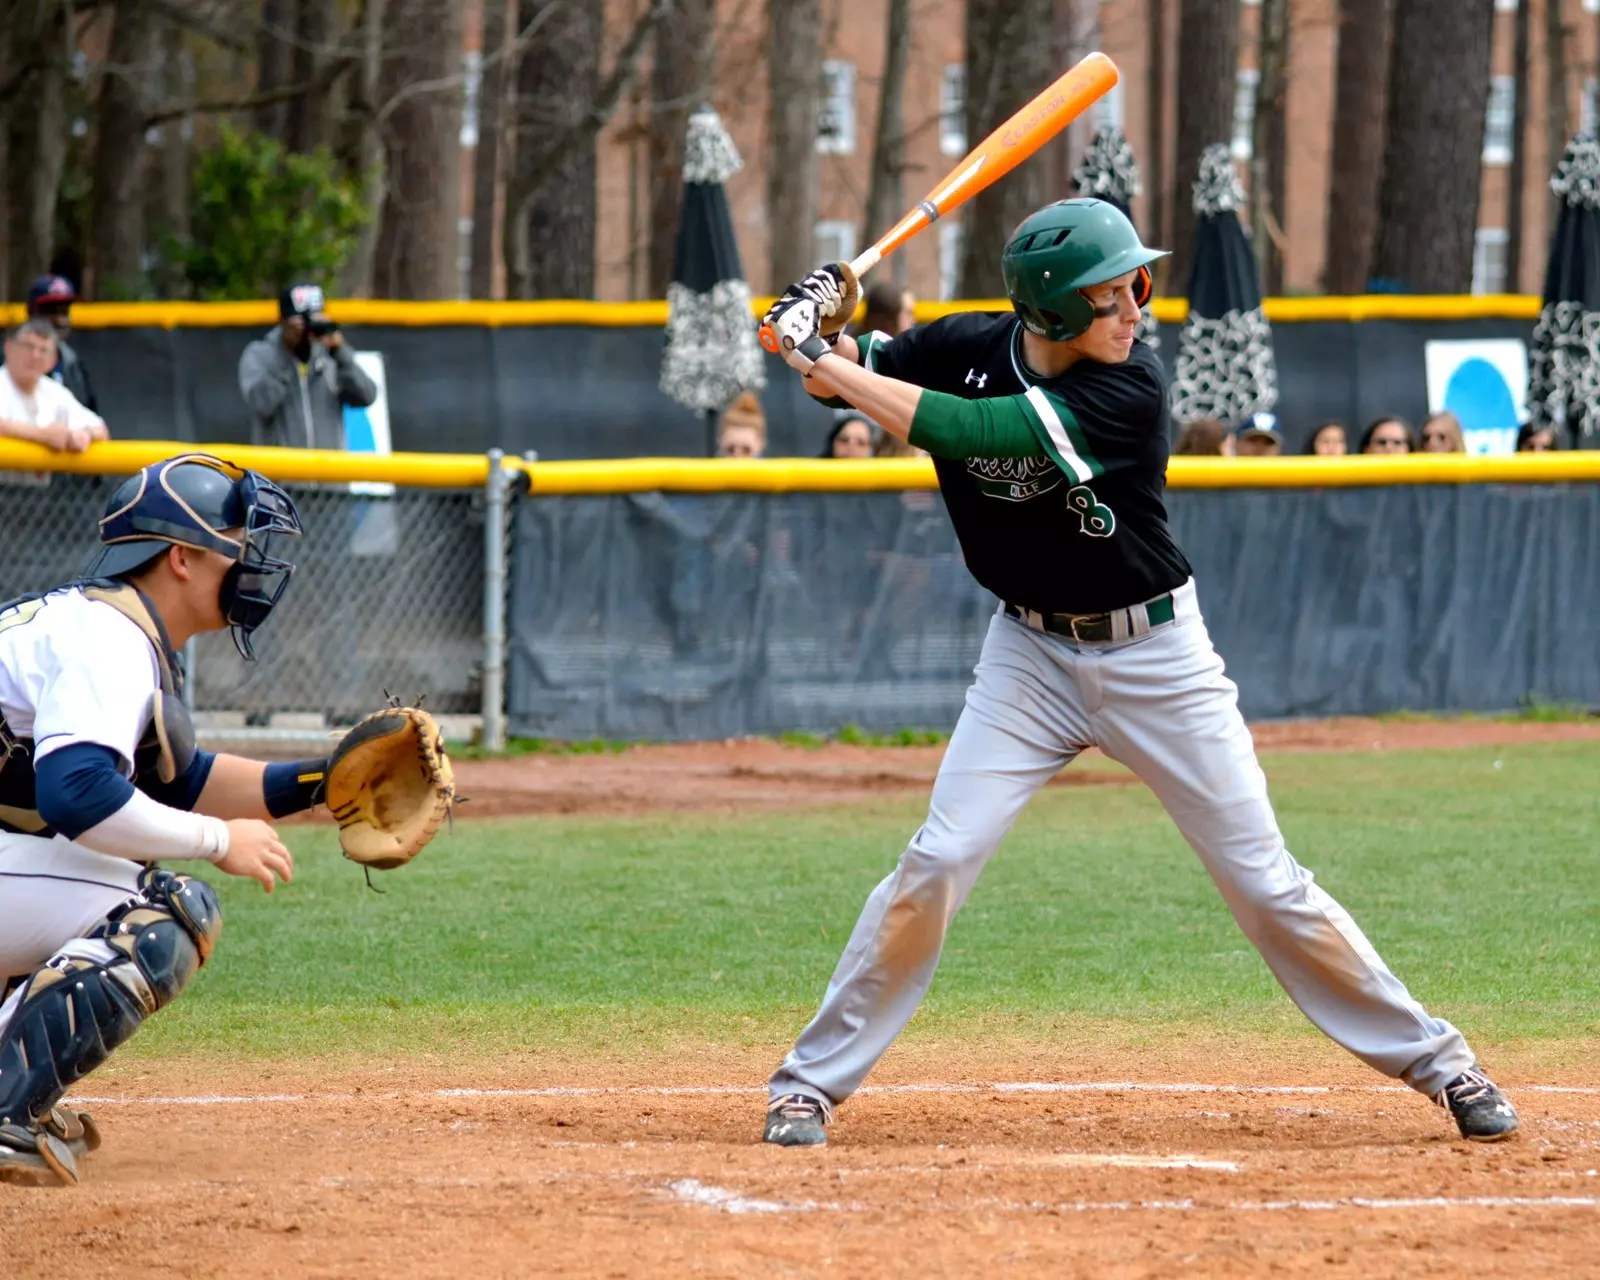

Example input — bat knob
[758,324,780,354]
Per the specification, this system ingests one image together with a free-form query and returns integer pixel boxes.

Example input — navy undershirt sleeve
[139,748,217,812]
[35,743,137,839]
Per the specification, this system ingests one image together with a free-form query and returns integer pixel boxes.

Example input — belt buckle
[1068,613,1100,643]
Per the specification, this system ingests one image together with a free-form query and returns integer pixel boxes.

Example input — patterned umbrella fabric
[1526,134,1600,448]
[1072,127,1158,349]
[659,106,766,419]
[1170,143,1278,427]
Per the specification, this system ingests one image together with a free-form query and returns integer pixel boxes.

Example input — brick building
[454,0,1600,301]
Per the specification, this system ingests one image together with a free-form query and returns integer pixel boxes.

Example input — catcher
[0,452,453,1186]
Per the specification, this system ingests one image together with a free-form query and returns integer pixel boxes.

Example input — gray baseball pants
[769,579,1476,1108]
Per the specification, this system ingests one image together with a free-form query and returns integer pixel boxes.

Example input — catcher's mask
[83,453,303,660]
[1002,198,1167,342]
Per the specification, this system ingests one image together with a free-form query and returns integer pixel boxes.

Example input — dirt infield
[446,717,1600,819]
[7,1039,1599,1278]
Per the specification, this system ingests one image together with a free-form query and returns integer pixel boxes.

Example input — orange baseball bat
[759,52,1120,354]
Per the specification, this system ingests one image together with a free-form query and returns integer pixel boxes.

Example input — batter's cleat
[1436,1067,1520,1142]
[763,1092,832,1147]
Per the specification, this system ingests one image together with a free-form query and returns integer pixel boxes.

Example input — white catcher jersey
[0,589,160,771]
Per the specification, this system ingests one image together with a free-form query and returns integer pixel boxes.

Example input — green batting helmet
[1001,198,1168,341]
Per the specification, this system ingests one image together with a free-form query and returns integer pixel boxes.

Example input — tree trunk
[766,0,821,291]
[505,0,602,298]
[956,0,1053,298]
[1170,0,1240,291]
[1371,0,1495,293]
[89,0,161,300]
[1147,0,1168,254]
[286,0,334,154]
[340,0,386,296]
[255,0,294,141]
[1506,0,1531,294]
[1250,0,1289,296]
[469,0,512,299]
[646,0,715,298]
[862,0,910,285]
[1324,0,1392,294]
[153,21,192,297]
[2,0,70,301]
[372,0,466,299]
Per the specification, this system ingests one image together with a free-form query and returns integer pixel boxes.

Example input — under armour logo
[965,369,988,388]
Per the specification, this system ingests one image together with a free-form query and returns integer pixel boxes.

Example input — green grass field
[131,742,1600,1063]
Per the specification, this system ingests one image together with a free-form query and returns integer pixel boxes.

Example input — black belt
[1004,592,1177,644]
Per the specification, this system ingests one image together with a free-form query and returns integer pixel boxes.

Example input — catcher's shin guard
[0,868,221,1131]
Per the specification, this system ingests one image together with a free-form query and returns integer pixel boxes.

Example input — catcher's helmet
[1002,198,1168,341]
[83,453,303,659]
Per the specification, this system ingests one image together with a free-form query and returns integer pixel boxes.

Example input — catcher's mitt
[324,703,455,876]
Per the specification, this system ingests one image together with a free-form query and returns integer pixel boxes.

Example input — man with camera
[238,283,377,450]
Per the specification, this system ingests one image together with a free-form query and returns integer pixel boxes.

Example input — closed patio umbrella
[659,105,766,452]
[1526,133,1600,449]
[1170,143,1278,427]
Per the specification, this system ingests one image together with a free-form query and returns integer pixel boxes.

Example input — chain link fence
[0,469,494,741]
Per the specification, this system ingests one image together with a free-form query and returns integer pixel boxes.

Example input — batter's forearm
[801,333,861,407]
[802,353,924,440]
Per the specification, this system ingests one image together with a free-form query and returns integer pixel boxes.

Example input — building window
[814,219,857,267]
[817,61,856,155]
[939,220,963,302]
[940,64,966,156]
[1093,81,1125,135]
[1232,69,1260,161]
[1472,227,1509,295]
[461,51,483,148]
[1483,75,1515,166]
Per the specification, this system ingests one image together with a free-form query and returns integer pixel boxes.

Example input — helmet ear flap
[1132,265,1153,308]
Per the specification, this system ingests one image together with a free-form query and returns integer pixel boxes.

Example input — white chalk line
[64,1080,1600,1107]
[661,1179,1600,1217]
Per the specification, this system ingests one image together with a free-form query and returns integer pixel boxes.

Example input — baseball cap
[279,283,328,318]
[1236,412,1282,443]
[26,275,77,309]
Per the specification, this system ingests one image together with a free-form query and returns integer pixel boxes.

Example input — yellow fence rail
[0,294,1545,330]
[3,440,1600,491]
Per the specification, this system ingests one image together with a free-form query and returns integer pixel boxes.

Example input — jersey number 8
[1066,485,1116,538]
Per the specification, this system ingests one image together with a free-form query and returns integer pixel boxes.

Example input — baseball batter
[0,453,343,1186]
[757,198,1519,1148]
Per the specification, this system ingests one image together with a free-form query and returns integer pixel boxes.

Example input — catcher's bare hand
[218,819,294,892]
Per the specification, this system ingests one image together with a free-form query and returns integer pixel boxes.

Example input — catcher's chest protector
[0,581,193,837]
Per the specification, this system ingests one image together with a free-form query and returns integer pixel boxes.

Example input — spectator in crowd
[821,414,876,458]
[1516,423,1558,452]
[858,282,916,337]
[1172,417,1230,455]
[1233,412,1283,457]
[238,283,376,449]
[1304,421,1347,455]
[715,390,766,458]
[1358,416,1417,454]
[1420,411,1465,453]
[25,275,97,413]
[0,319,109,452]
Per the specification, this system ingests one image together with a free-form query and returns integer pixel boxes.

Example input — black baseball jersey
[866,312,1191,615]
